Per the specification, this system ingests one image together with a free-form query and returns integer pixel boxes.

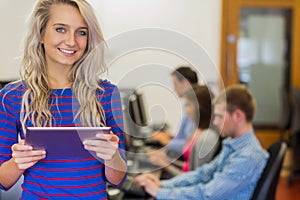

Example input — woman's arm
[104,149,127,185]
[0,158,24,189]
[0,87,46,190]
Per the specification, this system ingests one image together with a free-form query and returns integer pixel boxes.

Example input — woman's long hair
[20,0,107,132]
[184,84,214,130]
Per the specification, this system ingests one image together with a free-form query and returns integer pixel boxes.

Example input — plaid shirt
[157,130,269,200]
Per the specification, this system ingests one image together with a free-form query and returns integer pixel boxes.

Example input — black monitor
[119,88,153,150]
[129,91,149,127]
[119,88,147,130]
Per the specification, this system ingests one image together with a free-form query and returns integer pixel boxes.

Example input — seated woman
[148,84,220,177]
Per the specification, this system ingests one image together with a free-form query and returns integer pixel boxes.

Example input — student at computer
[151,66,198,157]
[135,84,269,200]
[148,84,220,177]
[0,0,126,199]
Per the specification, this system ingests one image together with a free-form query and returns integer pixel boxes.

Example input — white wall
[0,0,222,134]
[0,0,37,80]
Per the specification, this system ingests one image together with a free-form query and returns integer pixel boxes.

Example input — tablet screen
[25,127,111,159]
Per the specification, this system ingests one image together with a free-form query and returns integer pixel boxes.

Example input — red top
[182,129,202,172]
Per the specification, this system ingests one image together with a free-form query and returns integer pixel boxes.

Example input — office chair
[190,128,221,171]
[251,141,287,200]
[279,87,293,142]
[290,87,300,148]
[287,87,300,186]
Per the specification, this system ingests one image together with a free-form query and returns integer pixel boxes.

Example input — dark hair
[171,66,198,84]
[214,84,256,122]
[184,84,213,129]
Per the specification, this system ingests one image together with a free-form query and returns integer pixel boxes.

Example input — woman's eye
[77,30,87,36]
[56,27,65,33]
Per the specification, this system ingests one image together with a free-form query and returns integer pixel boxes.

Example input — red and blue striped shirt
[0,80,126,199]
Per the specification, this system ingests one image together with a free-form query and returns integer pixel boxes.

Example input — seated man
[134,84,269,200]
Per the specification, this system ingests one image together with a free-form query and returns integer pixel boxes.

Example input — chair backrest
[251,141,287,200]
[290,87,300,157]
[291,87,300,134]
[279,87,293,136]
[190,128,221,170]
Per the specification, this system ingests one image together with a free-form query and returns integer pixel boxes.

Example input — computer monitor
[119,88,152,150]
[136,92,149,126]
[119,88,139,138]
[128,94,141,126]
[129,91,149,127]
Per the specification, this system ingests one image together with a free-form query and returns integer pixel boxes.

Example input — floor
[276,176,300,200]
[255,129,300,200]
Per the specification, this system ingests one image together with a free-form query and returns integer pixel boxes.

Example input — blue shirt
[157,130,269,200]
[167,112,195,155]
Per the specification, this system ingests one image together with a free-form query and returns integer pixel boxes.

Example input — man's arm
[157,151,268,200]
[160,154,220,188]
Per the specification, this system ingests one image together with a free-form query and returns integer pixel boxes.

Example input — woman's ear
[41,35,44,44]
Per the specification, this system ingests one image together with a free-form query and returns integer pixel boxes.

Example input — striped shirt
[157,130,269,200]
[0,80,126,199]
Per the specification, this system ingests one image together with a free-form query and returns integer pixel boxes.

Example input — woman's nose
[65,32,76,46]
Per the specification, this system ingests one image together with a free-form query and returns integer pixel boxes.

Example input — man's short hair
[171,66,198,84]
[214,84,256,122]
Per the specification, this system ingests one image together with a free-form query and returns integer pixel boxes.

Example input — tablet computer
[25,127,111,159]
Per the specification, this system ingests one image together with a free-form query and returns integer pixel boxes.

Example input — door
[220,0,300,127]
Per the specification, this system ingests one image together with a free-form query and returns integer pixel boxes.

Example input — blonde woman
[0,0,126,198]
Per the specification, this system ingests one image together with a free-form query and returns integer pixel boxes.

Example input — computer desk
[107,171,160,200]
[108,140,163,200]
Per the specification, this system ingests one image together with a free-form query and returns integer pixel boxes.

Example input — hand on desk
[147,149,169,168]
[134,173,162,198]
[150,131,173,146]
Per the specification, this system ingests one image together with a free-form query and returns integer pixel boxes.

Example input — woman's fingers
[83,134,119,161]
[16,161,39,170]
[12,140,32,152]
[14,151,46,169]
[11,140,46,169]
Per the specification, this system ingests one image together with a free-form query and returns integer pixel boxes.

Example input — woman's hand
[11,140,46,170]
[83,132,119,161]
[83,132,126,185]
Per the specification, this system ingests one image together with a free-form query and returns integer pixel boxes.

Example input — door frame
[220,0,300,88]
